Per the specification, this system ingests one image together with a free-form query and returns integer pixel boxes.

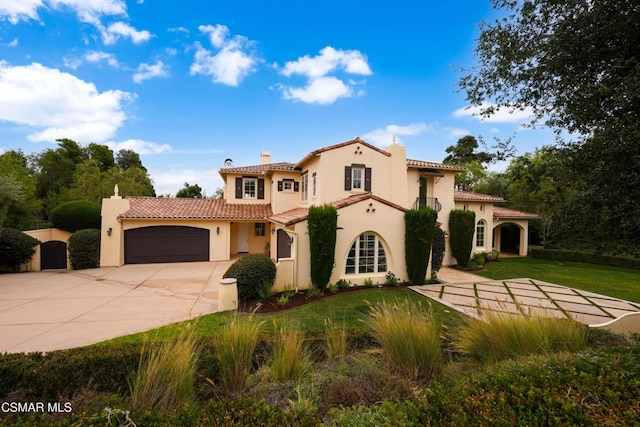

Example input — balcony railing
[413,197,442,212]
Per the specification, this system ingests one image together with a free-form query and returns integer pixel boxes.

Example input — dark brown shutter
[277,181,283,191]
[344,166,352,190]
[235,177,242,199]
[294,181,299,192]
[364,167,372,192]
[257,178,265,199]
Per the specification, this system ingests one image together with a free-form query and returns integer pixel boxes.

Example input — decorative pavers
[410,278,640,326]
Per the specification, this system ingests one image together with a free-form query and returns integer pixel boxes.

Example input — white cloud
[453,102,535,124]
[63,56,83,70]
[102,21,152,45]
[48,0,127,26]
[85,50,119,67]
[490,127,500,133]
[0,0,43,24]
[133,60,168,83]
[362,123,432,146]
[190,26,258,87]
[107,139,171,154]
[168,26,189,34]
[443,126,471,139]
[2,38,18,47]
[279,46,372,105]
[149,168,223,196]
[0,61,133,143]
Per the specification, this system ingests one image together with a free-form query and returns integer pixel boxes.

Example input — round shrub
[0,228,40,271]
[223,254,276,302]
[50,200,101,233]
[68,229,100,269]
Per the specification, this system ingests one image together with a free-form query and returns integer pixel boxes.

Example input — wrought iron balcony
[413,197,442,212]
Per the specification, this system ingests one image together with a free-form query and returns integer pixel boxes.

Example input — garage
[124,226,210,264]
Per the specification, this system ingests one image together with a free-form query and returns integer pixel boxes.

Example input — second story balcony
[413,197,442,212]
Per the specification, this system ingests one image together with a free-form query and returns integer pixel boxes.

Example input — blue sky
[0,0,553,196]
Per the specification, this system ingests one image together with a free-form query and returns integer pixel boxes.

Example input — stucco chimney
[261,151,271,165]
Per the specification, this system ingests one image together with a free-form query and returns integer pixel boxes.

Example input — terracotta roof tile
[268,193,407,226]
[219,162,296,175]
[454,190,505,202]
[493,207,539,220]
[119,197,272,220]
[406,159,467,171]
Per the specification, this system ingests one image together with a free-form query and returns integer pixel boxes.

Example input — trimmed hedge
[0,228,40,271]
[307,205,338,289]
[449,210,476,268]
[50,200,101,233]
[68,228,100,269]
[223,254,277,302]
[405,208,438,285]
[530,248,640,270]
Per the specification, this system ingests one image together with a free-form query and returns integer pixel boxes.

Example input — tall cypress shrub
[405,207,438,285]
[431,226,446,279]
[307,204,338,289]
[449,210,476,268]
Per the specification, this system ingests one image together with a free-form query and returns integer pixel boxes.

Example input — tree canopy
[176,182,204,198]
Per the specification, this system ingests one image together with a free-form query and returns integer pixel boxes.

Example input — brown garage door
[124,226,210,264]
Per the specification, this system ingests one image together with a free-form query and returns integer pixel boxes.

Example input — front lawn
[477,257,640,302]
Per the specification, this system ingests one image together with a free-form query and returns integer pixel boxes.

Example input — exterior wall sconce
[107,227,112,236]
[216,226,220,235]
[271,226,276,234]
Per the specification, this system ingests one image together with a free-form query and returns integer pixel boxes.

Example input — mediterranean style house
[100,137,536,289]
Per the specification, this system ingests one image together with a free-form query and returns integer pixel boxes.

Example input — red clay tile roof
[219,162,296,175]
[268,193,407,226]
[118,197,272,220]
[295,137,391,167]
[406,159,467,172]
[493,207,539,220]
[454,190,505,202]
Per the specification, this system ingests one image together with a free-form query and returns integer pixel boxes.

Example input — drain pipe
[285,228,299,292]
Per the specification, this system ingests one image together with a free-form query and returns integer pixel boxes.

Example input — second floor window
[244,178,257,198]
[301,173,308,201]
[312,173,317,196]
[352,167,363,189]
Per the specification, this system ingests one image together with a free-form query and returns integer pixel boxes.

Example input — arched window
[476,220,486,247]
[345,232,387,274]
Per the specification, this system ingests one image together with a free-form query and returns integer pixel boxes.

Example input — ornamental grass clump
[324,318,347,360]
[212,315,262,393]
[367,300,442,382]
[270,324,310,382]
[454,310,589,363]
[129,324,198,411]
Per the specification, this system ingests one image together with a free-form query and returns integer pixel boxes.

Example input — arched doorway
[40,241,67,269]
[277,229,291,260]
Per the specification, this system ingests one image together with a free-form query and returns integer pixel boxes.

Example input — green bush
[430,226,446,278]
[68,228,100,269]
[405,207,438,285]
[449,210,476,268]
[467,252,490,271]
[530,248,640,270]
[50,200,101,232]
[223,254,277,302]
[0,228,40,271]
[307,205,338,289]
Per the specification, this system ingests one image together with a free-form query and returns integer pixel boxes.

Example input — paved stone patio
[410,278,640,326]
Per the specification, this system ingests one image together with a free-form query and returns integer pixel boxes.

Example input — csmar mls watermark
[1,401,72,414]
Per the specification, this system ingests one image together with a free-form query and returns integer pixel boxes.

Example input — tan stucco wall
[224,173,272,204]
[270,171,302,214]
[493,219,530,256]
[100,196,130,267]
[21,228,72,271]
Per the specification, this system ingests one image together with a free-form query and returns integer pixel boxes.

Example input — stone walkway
[411,274,640,326]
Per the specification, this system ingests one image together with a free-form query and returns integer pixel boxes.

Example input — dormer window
[244,178,257,198]
[235,177,265,199]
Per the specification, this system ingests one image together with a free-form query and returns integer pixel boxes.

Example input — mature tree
[443,136,494,191]
[0,175,23,230]
[0,150,40,229]
[461,0,640,249]
[176,182,204,198]
[116,149,146,171]
[85,143,115,172]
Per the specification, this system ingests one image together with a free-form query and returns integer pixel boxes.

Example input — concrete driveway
[0,261,232,354]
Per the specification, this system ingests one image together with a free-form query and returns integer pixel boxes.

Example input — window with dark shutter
[364,167,372,192]
[294,181,299,192]
[277,181,283,191]
[235,177,242,199]
[257,178,265,199]
[344,166,352,190]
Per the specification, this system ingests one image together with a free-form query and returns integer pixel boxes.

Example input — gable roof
[268,192,407,226]
[493,207,539,220]
[406,159,467,172]
[454,190,505,203]
[118,197,272,220]
[295,137,390,168]
[219,162,296,176]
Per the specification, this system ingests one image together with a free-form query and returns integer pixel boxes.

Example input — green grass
[102,288,462,346]
[477,257,640,302]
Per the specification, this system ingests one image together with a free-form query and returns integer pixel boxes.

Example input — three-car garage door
[124,226,210,264]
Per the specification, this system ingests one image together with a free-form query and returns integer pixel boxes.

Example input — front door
[237,223,249,252]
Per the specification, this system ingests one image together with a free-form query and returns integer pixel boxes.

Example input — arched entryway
[277,229,292,260]
[40,241,67,269]
[493,221,529,256]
